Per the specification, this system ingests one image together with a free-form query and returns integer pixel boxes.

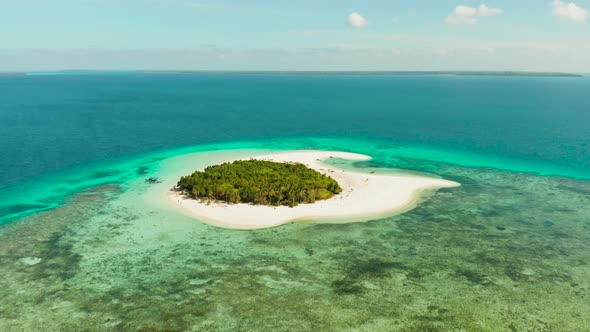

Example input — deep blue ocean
[2,73,589,189]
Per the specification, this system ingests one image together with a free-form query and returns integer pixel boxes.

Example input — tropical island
[176,159,342,207]
[165,150,461,229]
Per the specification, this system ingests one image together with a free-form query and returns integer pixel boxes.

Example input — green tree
[176,159,342,207]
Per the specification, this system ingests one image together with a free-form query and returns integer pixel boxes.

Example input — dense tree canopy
[176,159,342,207]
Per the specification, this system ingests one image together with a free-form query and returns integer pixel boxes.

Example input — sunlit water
[1,74,589,331]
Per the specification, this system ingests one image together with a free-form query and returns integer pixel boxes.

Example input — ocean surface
[1,73,589,331]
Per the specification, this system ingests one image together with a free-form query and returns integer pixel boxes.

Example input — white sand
[167,151,460,229]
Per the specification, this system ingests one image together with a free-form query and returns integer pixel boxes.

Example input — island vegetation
[176,159,342,207]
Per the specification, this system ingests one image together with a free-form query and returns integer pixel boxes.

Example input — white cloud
[446,6,478,25]
[347,12,368,28]
[446,4,503,25]
[478,5,503,17]
[456,5,478,17]
[552,0,588,22]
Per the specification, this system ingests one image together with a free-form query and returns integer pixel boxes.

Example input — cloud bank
[446,4,503,25]
[552,1,588,22]
[348,13,368,28]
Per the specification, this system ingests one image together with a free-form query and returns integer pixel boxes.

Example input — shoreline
[165,150,460,229]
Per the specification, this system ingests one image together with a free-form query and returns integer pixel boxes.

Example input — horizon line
[0,70,585,78]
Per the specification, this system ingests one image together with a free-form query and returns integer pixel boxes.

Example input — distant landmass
[0,72,26,77]
[136,70,583,78]
[0,70,582,78]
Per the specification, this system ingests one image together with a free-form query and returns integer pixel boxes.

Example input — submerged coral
[0,158,589,331]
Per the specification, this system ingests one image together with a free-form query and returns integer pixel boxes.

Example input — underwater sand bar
[167,151,460,229]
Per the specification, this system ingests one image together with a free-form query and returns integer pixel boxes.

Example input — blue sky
[1,0,589,71]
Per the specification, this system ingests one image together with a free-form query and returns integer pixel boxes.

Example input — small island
[166,151,461,229]
[177,159,342,207]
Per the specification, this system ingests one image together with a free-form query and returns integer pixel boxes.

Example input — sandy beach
[165,150,460,229]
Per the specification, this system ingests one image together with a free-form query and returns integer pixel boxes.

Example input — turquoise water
[1,74,590,223]
[2,74,590,188]
[1,74,590,330]
[2,136,589,225]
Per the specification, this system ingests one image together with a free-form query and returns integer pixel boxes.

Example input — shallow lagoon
[1,137,589,331]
